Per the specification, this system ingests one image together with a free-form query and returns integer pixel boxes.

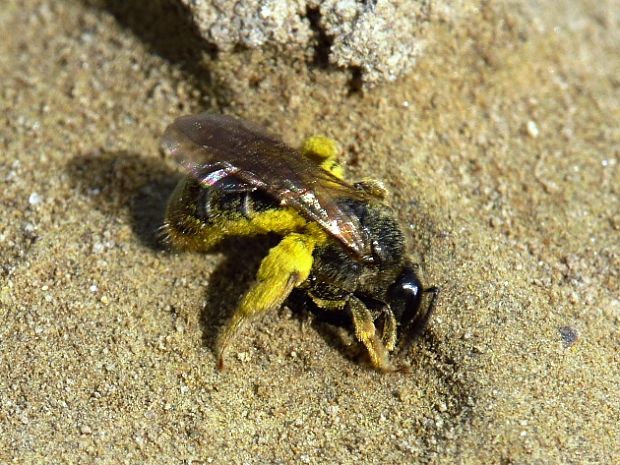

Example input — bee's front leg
[216,232,316,369]
[348,296,397,372]
[379,306,398,352]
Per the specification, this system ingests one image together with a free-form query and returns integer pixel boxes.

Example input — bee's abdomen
[164,177,310,252]
[198,186,277,224]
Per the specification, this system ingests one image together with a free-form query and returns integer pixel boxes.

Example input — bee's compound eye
[387,266,422,322]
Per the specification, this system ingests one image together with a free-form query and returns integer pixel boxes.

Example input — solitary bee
[163,113,438,372]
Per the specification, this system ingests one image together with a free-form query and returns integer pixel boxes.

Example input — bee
[162,113,438,372]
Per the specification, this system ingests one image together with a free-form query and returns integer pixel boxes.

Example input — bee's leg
[353,179,389,200]
[300,135,345,180]
[380,307,398,352]
[216,232,316,369]
[348,296,396,372]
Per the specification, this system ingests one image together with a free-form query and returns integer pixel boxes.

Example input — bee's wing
[162,113,373,262]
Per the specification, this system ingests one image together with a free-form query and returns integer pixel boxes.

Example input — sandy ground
[1,0,619,463]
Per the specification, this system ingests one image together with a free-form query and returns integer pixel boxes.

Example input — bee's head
[387,265,437,342]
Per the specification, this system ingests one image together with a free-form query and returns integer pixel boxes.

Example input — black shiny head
[387,265,438,344]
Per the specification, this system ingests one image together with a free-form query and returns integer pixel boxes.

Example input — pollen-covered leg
[300,135,345,180]
[380,308,398,352]
[353,178,389,200]
[216,232,317,368]
[348,296,396,372]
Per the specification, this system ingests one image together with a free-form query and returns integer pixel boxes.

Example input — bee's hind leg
[216,232,316,369]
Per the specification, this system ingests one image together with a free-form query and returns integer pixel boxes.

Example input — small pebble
[526,120,539,138]
[559,326,579,347]
[28,192,42,206]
